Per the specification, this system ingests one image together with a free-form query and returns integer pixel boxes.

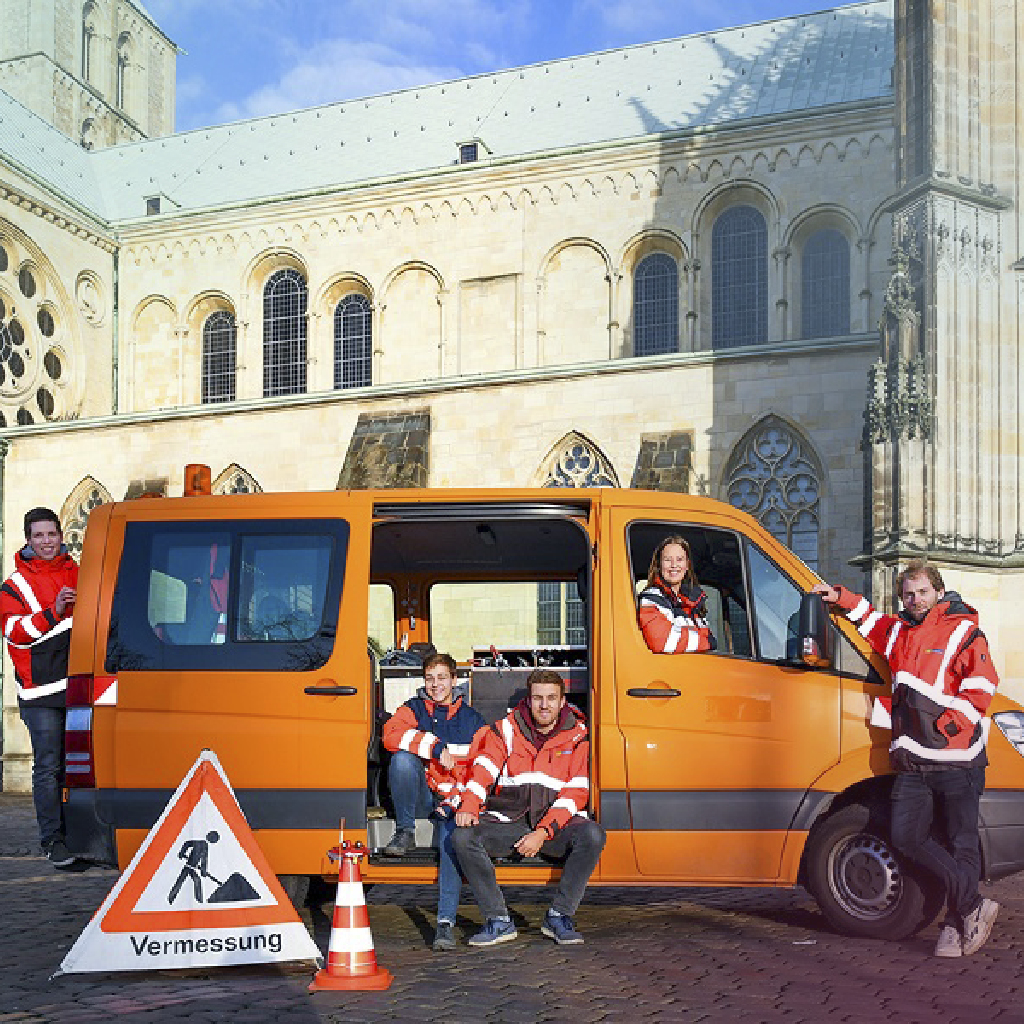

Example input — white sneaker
[933,924,962,958]
[962,898,999,956]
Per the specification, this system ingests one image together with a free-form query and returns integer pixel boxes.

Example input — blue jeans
[890,765,985,924]
[388,750,463,923]
[19,704,66,848]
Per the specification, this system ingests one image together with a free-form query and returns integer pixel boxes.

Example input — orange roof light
[184,464,212,496]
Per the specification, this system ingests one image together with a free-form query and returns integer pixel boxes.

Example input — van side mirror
[797,592,833,669]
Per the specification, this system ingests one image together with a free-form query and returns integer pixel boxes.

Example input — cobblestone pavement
[2,793,1023,1023]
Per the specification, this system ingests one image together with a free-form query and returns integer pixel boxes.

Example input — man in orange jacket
[814,559,1000,958]
[0,508,79,868]
[453,668,606,946]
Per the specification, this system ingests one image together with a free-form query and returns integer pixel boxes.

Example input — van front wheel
[805,802,938,940]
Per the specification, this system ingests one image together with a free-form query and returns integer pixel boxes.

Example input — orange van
[63,486,1024,938]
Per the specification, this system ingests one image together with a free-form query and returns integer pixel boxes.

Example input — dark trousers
[19,704,66,849]
[890,765,985,924]
[452,817,606,920]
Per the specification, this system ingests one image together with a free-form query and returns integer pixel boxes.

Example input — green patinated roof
[0,1,893,226]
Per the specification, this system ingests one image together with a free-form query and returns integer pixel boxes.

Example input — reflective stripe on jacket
[0,546,78,707]
[460,700,590,837]
[382,694,486,800]
[835,586,999,769]
[637,577,715,654]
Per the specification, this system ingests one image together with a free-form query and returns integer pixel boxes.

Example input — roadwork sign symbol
[55,749,321,975]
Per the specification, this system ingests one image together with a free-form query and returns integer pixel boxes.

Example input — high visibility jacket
[835,587,999,769]
[460,700,590,838]
[382,693,486,803]
[0,546,78,708]
[637,576,715,654]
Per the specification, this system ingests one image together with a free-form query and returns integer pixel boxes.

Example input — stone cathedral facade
[0,0,1022,787]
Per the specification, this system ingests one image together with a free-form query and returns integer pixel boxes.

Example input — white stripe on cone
[327,926,375,954]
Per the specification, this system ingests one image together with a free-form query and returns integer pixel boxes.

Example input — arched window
[712,205,768,348]
[61,477,112,559]
[633,252,678,356]
[201,311,236,403]
[263,268,307,397]
[801,228,850,339]
[334,293,372,389]
[725,418,821,568]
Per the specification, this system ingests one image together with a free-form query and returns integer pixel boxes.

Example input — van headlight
[993,712,1024,756]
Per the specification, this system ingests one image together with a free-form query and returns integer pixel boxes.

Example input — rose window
[0,239,70,426]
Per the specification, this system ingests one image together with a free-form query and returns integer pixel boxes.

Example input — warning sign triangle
[56,750,322,975]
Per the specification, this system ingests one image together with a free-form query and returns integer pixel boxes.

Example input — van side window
[745,544,802,661]
[105,520,348,672]
[628,522,752,657]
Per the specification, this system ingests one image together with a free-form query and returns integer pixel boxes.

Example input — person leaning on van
[380,651,486,952]
[637,534,716,654]
[0,508,79,869]
[813,561,1000,959]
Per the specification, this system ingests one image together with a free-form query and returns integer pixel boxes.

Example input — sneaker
[541,909,584,945]
[43,839,77,869]
[467,918,518,947]
[432,921,456,951]
[383,827,417,857]
[933,924,963,958]
[962,898,999,955]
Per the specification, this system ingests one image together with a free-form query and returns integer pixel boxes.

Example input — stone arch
[693,181,780,350]
[785,205,861,340]
[537,239,612,367]
[60,475,112,559]
[212,463,263,495]
[243,247,309,299]
[378,262,444,385]
[618,230,688,359]
[534,431,620,488]
[315,273,374,317]
[720,414,824,569]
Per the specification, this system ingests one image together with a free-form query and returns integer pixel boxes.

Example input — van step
[367,848,440,866]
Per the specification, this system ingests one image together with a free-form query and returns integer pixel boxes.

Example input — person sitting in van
[453,669,607,946]
[381,651,486,952]
[637,534,716,654]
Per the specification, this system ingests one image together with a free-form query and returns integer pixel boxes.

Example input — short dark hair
[526,668,566,699]
[896,559,945,597]
[423,652,457,678]
[24,508,61,540]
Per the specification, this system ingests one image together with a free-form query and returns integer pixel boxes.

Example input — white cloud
[214,38,465,122]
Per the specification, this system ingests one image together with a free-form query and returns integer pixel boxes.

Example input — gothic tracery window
[801,228,850,339]
[334,293,372,389]
[61,477,112,558]
[725,419,821,568]
[213,464,262,495]
[712,205,768,348]
[541,434,619,488]
[633,252,678,356]
[263,268,307,397]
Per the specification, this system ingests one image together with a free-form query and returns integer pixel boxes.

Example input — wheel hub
[829,832,902,920]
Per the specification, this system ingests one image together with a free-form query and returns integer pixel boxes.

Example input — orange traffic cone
[309,840,393,992]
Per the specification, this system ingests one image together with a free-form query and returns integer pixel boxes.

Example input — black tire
[277,873,311,912]
[805,801,940,940]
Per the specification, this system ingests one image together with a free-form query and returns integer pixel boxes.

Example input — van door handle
[304,684,358,696]
[626,687,682,698]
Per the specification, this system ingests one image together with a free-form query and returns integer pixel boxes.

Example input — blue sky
[143,0,838,132]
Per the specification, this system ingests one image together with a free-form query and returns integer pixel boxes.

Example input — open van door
[91,492,374,874]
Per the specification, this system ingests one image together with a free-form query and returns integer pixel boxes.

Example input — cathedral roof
[0,1,893,226]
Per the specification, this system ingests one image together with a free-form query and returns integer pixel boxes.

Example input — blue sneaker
[541,909,584,945]
[467,917,518,947]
